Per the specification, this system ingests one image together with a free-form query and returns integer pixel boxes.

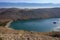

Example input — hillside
[0,27,60,40]
[0,8,60,20]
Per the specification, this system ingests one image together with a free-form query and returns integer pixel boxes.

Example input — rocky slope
[0,8,60,20]
[0,27,60,40]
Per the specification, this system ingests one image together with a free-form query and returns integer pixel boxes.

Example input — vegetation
[0,21,8,26]
[0,38,2,40]
[44,31,60,38]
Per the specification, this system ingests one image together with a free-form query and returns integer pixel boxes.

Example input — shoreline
[5,20,14,30]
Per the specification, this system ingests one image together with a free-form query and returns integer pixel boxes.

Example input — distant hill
[0,8,60,20]
[0,2,60,8]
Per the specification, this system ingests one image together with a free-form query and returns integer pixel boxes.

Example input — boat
[53,22,56,24]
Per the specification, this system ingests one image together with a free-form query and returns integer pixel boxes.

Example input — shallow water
[10,18,60,32]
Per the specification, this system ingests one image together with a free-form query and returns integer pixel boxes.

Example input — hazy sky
[0,0,60,3]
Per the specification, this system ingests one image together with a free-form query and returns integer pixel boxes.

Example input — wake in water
[53,26,60,31]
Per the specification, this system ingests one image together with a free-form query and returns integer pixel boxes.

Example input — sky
[0,0,60,3]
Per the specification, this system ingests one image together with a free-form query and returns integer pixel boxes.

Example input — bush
[0,22,8,26]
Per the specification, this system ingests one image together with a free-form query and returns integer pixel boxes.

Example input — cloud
[0,0,31,2]
[0,0,60,3]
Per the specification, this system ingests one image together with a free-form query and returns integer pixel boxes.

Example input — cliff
[0,8,60,20]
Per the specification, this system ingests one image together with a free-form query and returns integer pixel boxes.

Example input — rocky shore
[0,20,60,40]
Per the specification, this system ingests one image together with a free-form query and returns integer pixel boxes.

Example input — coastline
[5,20,14,30]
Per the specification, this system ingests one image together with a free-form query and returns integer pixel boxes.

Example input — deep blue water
[10,18,60,32]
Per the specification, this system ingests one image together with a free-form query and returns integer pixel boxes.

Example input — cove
[10,18,60,32]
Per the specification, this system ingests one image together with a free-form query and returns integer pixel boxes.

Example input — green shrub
[0,22,8,26]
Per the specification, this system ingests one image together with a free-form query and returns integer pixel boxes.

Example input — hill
[0,8,60,20]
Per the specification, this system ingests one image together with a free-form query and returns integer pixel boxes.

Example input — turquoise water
[10,18,60,32]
